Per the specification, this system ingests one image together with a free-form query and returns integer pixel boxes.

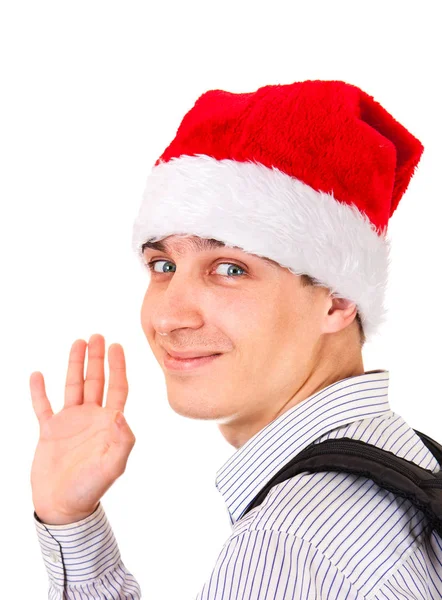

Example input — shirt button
[49,551,60,563]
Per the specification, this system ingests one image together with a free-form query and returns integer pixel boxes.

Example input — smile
[164,352,222,371]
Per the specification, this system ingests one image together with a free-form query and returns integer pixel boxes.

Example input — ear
[322,294,358,336]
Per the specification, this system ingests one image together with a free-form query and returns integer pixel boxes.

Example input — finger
[84,333,106,405]
[105,343,129,412]
[64,339,88,408]
[30,371,53,427]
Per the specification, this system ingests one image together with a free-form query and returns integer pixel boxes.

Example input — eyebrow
[142,238,227,256]
[141,238,279,269]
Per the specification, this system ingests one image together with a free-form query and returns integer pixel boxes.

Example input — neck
[218,333,365,449]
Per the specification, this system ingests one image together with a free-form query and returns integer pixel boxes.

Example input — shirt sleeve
[34,501,141,599]
[194,528,366,600]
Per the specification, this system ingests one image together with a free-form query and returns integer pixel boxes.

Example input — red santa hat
[131,79,424,342]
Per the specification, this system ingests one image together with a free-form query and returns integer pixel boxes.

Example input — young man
[30,79,442,598]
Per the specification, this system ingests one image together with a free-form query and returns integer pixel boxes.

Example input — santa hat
[131,79,424,342]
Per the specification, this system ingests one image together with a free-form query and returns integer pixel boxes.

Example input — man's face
[140,234,329,444]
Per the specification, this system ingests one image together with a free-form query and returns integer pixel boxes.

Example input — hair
[299,273,366,348]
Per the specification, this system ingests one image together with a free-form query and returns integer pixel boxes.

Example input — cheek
[268,293,315,355]
[224,294,279,350]
[140,288,158,338]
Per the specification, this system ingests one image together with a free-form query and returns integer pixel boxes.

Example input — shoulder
[230,412,438,595]
[243,469,430,595]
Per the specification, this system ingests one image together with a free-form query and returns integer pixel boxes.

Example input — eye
[145,260,247,278]
[214,262,247,277]
[145,259,175,274]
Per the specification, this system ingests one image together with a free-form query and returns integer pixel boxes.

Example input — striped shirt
[34,369,442,599]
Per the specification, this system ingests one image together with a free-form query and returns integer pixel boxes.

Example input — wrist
[34,503,99,526]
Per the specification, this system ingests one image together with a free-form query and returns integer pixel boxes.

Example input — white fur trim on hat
[132,154,391,342]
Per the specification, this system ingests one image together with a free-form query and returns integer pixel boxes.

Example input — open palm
[30,334,136,525]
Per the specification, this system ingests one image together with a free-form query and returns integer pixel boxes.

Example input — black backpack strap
[241,434,442,537]
[413,429,442,464]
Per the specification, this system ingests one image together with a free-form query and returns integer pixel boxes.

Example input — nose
[150,270,207,336]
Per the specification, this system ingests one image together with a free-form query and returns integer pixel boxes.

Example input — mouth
[164,352,222,371]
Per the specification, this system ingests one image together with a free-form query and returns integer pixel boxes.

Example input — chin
[165,385,230,421]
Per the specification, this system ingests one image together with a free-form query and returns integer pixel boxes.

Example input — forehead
[141,236,280,269]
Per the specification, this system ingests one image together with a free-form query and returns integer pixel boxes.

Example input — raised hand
[30,334,136,525]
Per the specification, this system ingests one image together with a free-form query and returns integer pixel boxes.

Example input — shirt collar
[215,370,391,526]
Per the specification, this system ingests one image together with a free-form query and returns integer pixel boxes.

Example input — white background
[1,1,441,598]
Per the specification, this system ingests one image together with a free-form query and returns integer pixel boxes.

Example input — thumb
[113,411,136,445]
[103,412,136,477]
[114,411,126,428]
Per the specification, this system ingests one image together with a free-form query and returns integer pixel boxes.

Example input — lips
[170,353,220,360]
[162,347,221,359]
[164,352,222,371]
